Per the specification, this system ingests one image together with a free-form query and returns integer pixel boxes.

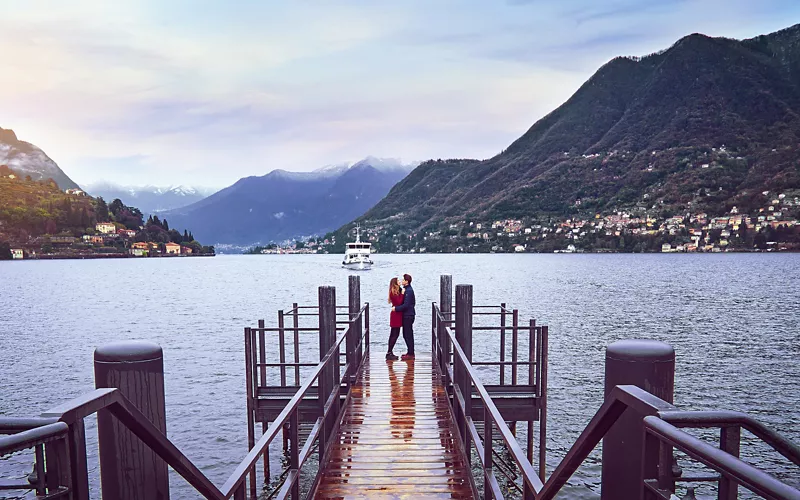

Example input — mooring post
[601,339,675,500]
[94,341,169,500]
[318,286,336,459]
[348,275,361,379]
[455,284,473,463]
[439,275,452,376]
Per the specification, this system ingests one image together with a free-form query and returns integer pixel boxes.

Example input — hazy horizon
[1,0,797,187]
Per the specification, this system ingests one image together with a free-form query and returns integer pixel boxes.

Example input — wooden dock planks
[315,353,475,499]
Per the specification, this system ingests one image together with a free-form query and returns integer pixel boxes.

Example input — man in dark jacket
[392,273,416,360]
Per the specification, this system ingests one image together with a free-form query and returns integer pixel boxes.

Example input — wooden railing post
[318,286,336,460]
[278,311,287,387]
[258,320,267,391]
[511,309,519,436]
[431,302,437,364]
[439,275,452,375]
[512,309,519,385]
[365,303,370,350]
[243,328,259,494]
[289,410,300,499]
[484,407,493,499]
[527,320,536,464]
[278,311,290,454]
[539,325,548,482]
[500,303,506,386]
[455,284,473,463]
[292,303,300,386]
[348,275,361,379]
[719,426,741,500]
[67,419,89,500]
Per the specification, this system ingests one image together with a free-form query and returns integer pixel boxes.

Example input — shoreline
[12,253,216,261]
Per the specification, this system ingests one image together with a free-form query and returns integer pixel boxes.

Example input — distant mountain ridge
[349,24,800,233]
[163,157,417,246]
[0,127,80,190]
[84,182,215,214]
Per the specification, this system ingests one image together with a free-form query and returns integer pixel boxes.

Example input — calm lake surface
[1,254,799,499]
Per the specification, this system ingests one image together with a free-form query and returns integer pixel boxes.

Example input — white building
[96,222,116,234]
[11,248,23,259]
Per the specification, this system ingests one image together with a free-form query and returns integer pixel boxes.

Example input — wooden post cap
[95,341,163,363]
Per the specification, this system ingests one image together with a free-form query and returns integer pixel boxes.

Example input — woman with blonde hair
[386,277,404,360]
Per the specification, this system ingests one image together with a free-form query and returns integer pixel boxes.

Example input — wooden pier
[316,353,475,498]
[2,274,800,500]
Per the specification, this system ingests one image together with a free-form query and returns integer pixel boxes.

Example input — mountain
[162,157,416,246]
[0,127,80,190]
[84,182,214,214]
[350,24,800,235]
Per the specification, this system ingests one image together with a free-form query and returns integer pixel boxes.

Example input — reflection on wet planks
[315,353,475,499]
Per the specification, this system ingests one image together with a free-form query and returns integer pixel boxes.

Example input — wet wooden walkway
[314,353,476,499]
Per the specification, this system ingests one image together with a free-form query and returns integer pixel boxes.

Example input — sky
[0,0,798,189]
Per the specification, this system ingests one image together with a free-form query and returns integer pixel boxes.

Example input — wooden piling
[455,284,473,463]
[348,276,361,380]
[94,341,170,500]
[318,286,336,461]
[439,275,452,376]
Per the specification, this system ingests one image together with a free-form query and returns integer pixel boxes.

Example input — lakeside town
[248,190,800,255]
[0,169,215,260]
[3,218,215,260]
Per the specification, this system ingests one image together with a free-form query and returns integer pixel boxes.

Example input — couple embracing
[386,273,415,361]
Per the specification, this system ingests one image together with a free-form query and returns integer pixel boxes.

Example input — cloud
[0,0,797,187]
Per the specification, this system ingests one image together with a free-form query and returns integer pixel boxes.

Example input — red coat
[390,292,404,327]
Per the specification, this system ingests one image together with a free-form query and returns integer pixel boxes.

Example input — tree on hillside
[95,197,109,222]
[109,198,125,218]
[0,242,11,260]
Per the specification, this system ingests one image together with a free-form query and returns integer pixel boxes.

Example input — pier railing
[0,282,369,500]
[432,275,799,500]
[233,288,368,499]
[432,280,547,499]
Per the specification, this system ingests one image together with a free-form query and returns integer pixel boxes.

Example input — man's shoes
[401,353,415,360]
[386,353,398,361]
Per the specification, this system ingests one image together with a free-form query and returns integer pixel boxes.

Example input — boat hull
[342,259,373,270]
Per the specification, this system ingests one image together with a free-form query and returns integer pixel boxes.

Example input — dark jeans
[388,327,401,353]
[402,315,415,355]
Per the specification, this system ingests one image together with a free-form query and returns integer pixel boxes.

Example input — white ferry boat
[342,226,373,269]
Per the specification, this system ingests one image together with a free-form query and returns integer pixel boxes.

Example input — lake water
[1,254,799,499]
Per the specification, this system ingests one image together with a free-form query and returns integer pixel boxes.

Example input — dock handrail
[658,410,800,467]
[42,387,226,498]
[644,416,800,500]
[0,419,72,497]
[1,299,369,500]
[432,280,799,500]
[443,311,545,498]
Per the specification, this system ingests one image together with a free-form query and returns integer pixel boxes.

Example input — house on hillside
[65,188,86,196]
[165,242,181,255]
[96,222,116,234]
[117,229,137,238]
[82,235,103,244]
